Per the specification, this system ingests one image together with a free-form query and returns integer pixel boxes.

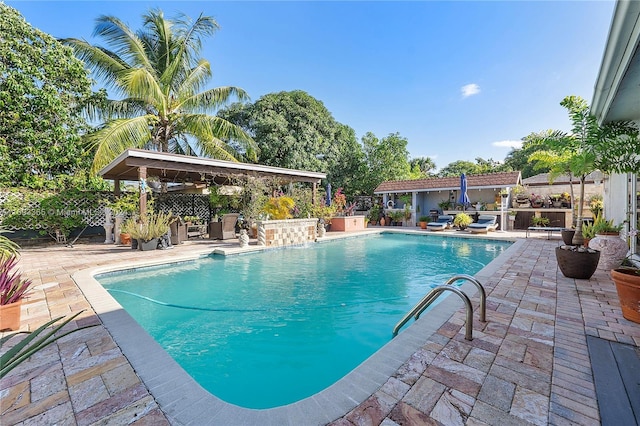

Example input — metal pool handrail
[392,274,487,340]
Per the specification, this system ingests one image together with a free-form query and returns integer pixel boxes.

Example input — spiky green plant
[1,311,97,379]
[0,229,19,259]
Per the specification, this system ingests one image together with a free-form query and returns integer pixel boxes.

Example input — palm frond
[61,38,129,92]
[94,15,153,72]
[118,68,166,109]
[175,60,212,100]
[88,116,156,172]
[181,86,250,113]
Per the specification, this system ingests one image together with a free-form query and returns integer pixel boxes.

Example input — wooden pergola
[99,149,327,215]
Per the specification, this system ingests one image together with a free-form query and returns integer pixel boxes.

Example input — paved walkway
[1,232,638,425]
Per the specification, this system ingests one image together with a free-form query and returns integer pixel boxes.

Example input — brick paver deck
[1,233,638,425]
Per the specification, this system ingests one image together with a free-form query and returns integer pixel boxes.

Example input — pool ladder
[392,274,486,340]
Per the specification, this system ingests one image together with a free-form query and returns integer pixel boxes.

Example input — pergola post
[312,182,317,205]
[138,166,147,216]
[114,179,121,197]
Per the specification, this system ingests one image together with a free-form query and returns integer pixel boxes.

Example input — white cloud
[461,83,480,98]
[492,140,522,149]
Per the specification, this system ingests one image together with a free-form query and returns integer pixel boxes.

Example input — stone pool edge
[72,235,524,426]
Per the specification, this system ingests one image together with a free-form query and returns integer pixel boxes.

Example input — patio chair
[170,217,187,244]
[468,215,498,233]
[209,213,240,240]
[426,215,454,231]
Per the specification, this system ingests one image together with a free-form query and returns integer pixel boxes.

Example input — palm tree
[64,9,256,172]
[528,96,635,245]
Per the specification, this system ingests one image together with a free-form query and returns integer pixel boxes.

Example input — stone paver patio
[1,231,639,425]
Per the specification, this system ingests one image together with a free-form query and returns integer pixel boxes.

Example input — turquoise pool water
[98,233,510,409]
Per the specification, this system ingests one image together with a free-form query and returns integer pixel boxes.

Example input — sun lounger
[427,215,453,231]
[468,215,498,233]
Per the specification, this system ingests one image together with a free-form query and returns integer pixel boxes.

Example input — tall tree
[0,4,93,188]
[503,133,550,179]
[360,132,411,194]
[438,160,481,177]
[218,90,367,195]
[409,157,437,178]
[63,9,255,172]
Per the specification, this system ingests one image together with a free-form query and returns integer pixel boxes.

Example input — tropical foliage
[526,96,636,244]
[262,196,295,220]
[0,4,95,188]
[0,255,32,305]
[1,311,97,379]
[63,9,255,172]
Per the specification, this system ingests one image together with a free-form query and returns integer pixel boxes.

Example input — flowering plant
[332,188,347,214]
[0,255,32,305]
[530,193,545,204]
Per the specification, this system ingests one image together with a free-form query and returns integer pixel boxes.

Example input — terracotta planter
[419,221,428,229]
[0,300,23,331]
[611,268,640,323]
[555,246,600,280]
[588,233,628,270]
[120,233,131,245]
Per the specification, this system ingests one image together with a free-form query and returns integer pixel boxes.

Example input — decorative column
[114,213,124,244]
[103,207,114,244]
[138,166,147,216]
[257,222,266,246]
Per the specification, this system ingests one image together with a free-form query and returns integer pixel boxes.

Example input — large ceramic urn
[588,233,629,271]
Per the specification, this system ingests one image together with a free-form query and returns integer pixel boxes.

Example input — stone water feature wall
[256,218,318,247]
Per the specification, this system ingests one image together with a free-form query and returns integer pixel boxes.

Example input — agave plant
[0,255,32,305]
[1,311,97,379]
[0,229,19,259]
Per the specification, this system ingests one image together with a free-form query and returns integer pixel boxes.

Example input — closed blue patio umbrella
[326,183,332,206]
[459,173,470,210]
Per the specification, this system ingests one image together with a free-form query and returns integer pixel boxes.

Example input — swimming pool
[97,233,510,409]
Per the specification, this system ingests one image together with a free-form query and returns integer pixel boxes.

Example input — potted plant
[611,256,640,323]
[145,175,161,190]
[531,216,550,227]
[0,255,33,331]
[128,211,172,251]
[453,213,472,230]
[438,200,450,212]
[418,216,431,229]
[588,217,627,271]
[389,210,404,226]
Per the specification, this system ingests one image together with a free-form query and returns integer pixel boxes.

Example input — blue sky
[9,0,616,170]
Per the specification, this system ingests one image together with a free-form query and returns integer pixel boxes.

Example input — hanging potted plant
[0,255,33,331]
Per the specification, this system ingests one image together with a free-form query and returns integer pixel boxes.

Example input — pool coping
[72,233,524,425]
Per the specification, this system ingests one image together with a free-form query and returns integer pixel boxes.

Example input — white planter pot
[588,233,629,270]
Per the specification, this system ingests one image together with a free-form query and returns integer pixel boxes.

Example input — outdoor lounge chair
[426,215,453,231]
[209,213,240,240]
[468,215,498,233]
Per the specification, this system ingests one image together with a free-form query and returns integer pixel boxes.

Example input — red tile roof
[374,171,522,193]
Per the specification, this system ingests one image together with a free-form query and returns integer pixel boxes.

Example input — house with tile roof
[374,171,522,225]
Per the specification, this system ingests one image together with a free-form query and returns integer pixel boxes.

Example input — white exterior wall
[604,173,629,227]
